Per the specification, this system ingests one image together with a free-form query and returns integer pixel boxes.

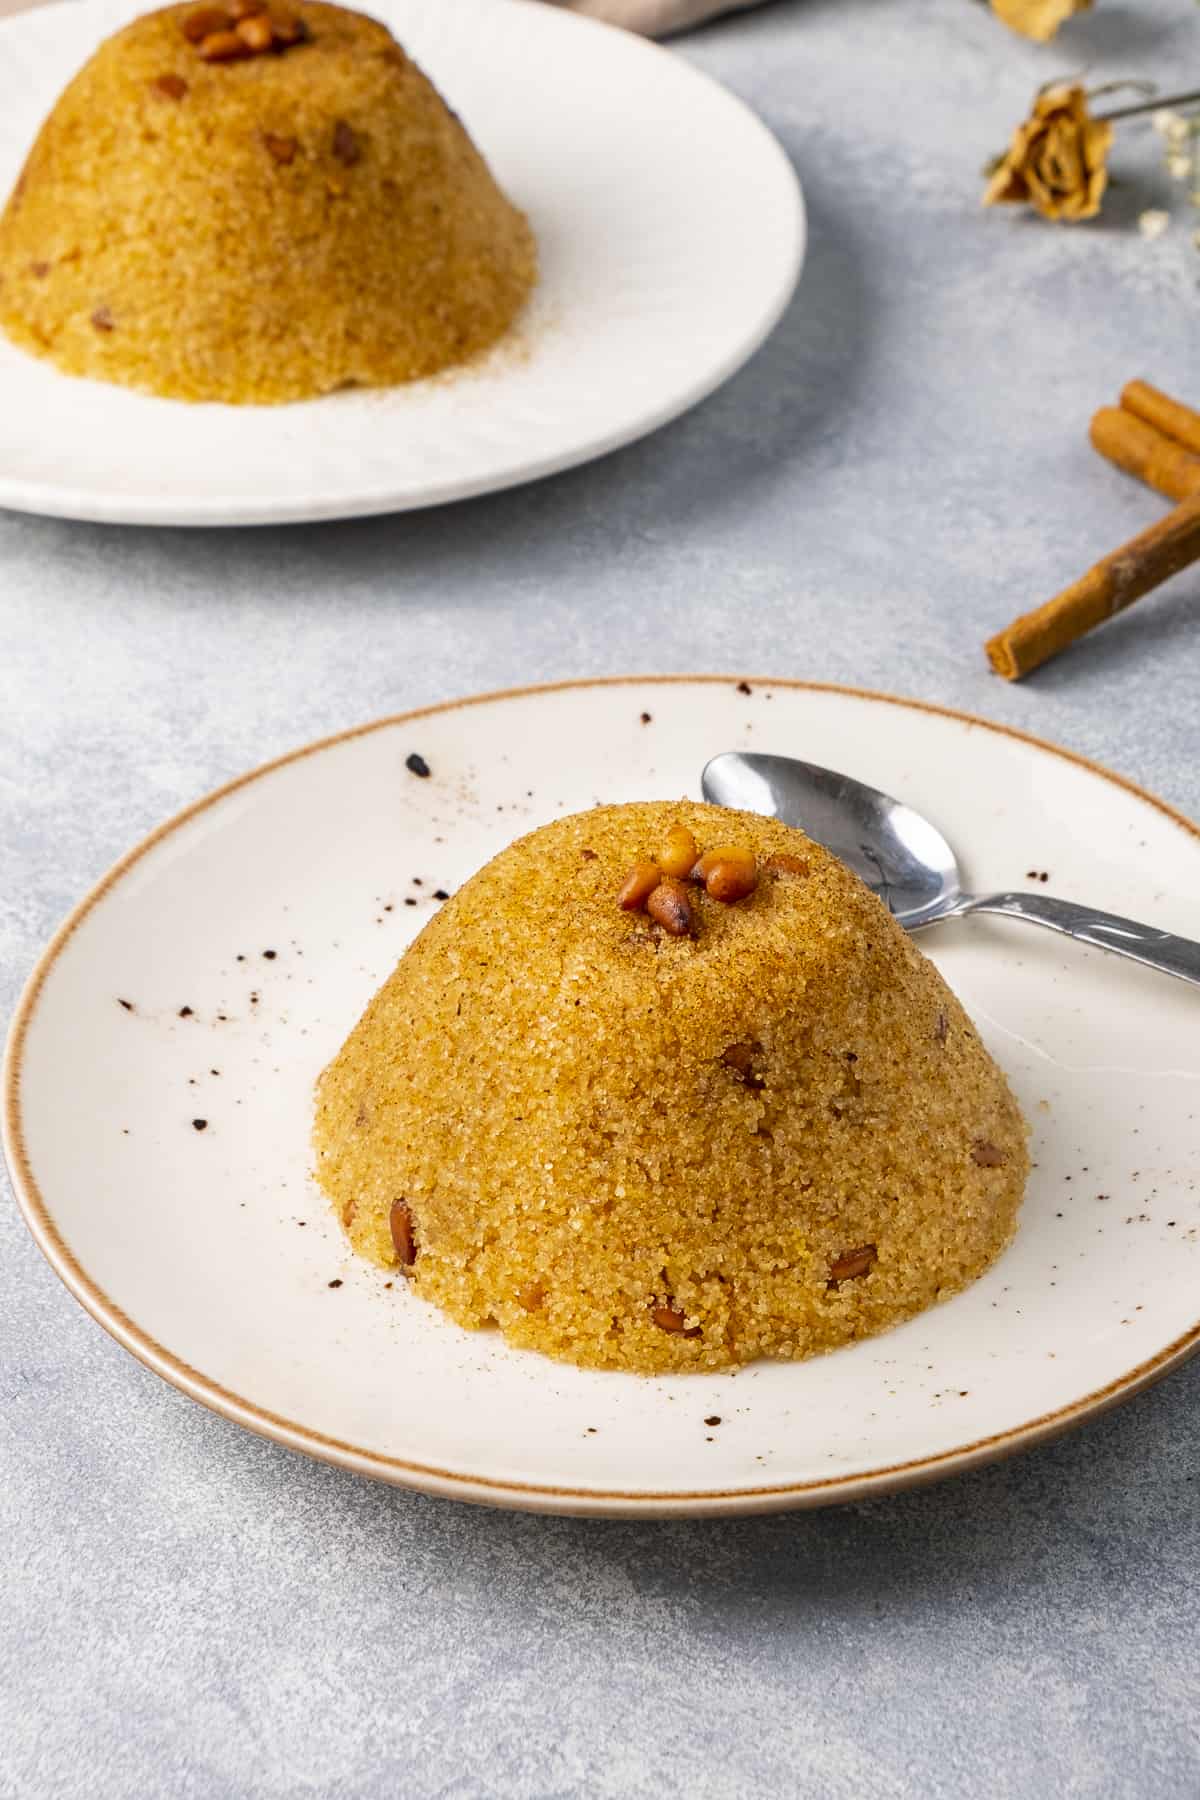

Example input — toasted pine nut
[389,1198,417,1269]
[646,879,696,936]
[651,1303,701,1336]
[235,12,274,49]
[695,845,757,903]
[332,119,361,165]
[183,6,231,42]
[721,1041,764,1089]
[617,861,661,911]
[198,27,250,58]
[658,823,698,880]
[827,1244,876,1287]
[262,131,299,163]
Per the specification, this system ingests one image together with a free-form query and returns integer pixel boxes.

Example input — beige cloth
[0,0,766,28]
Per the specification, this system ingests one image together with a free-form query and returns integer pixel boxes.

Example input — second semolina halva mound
[0,2,537,402]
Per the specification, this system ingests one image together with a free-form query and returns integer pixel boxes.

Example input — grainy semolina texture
[0,3,537,402]
[313,802,1028,1373]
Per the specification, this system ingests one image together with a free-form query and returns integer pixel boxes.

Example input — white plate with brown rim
[5,676,1200,1518]
[0,0,803,526]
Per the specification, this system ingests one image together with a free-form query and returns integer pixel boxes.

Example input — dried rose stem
[1098,87,1200,122]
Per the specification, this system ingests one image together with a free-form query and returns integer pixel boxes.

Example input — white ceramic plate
[0,0,803,526]
[6,677,1200,1517]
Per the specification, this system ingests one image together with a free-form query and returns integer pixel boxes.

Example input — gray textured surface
[3,1,1200,1795]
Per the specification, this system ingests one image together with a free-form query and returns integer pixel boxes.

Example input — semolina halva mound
[0,2,537,402]
[313,801,1028,1373]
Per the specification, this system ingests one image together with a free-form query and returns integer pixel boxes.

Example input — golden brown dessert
[313,802,1028,1373]
[0,2,536,402]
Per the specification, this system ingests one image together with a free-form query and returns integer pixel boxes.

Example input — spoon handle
[958,892,1200,989]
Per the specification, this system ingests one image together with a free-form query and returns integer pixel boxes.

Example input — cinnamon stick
[1090,406,1200,502]
[986,490,1200,680]
[1121,380,1200,455]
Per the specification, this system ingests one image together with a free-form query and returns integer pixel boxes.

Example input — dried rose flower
[991,0,1093,43]
[983,83,1113,222]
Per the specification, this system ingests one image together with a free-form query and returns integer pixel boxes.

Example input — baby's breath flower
[1154,109,1192,143]
[1138,208,1171,240]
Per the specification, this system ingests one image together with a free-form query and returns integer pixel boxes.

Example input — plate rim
[0,0,805,527]
[5,673,1200,1517]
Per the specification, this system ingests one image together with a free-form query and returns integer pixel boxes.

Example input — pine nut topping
[658,823,699,880]
[646,879,697,937]
[828,1244,876,1287]
[389,1199,417,1269]
[617,861,661,911]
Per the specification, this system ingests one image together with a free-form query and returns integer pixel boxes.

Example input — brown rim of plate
[4,674,1199,1517]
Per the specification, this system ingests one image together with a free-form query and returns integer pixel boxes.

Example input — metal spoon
[701,751,1200,989]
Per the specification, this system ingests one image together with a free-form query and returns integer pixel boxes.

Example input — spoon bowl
[701,751,960,929]
[701,749,1200,988]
